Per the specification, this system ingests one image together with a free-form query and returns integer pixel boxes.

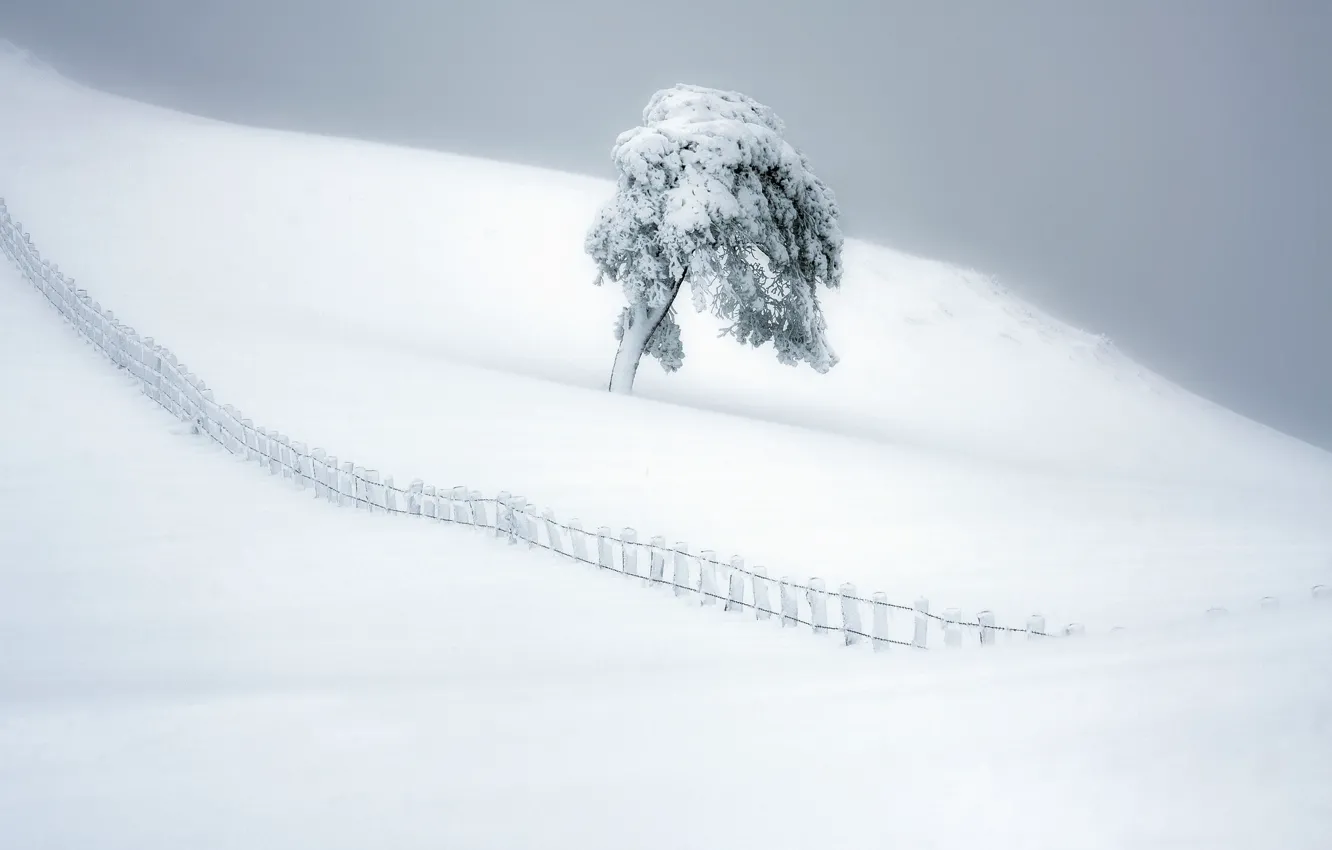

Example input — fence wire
[1,197,1078,651]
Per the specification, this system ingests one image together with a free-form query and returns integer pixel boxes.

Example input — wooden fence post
[324,456,339,504]
[913,597,929,648]
[496,492,512,539]
[340,462,355,507]
[351,465,366,507]
[671,543,691,597]
[840,584,862,646]
[780,578,798,628]
[468,490,487,528]
[725,557,745,612]
[1027,614,1046,639]
[568,520,589,563]
[649,536,666,586]
[807,578,828,634]
[943,608,962,648]
[366,470,382,513]
[544,510,565,554]
[698,550,719,606]
[726,570,745,613]
[872,592,890,652]
[311,449,327,498]
[621,528,639,577]
[298,443,315,491]
[752,568,772,620]
[512,498,533,546]
[977,610,996,646]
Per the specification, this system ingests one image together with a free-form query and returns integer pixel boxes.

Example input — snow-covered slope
[3,263,1331,849]
[0,43,1328,631]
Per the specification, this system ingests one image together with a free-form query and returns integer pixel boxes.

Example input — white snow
[2,43,1332,847]
[4,268,1332,848]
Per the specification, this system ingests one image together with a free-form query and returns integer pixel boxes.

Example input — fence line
[2,198,1322,653]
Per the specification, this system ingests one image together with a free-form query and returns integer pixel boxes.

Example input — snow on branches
[587,84,844,393]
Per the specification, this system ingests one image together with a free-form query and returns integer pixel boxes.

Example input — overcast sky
[3,0,1329,449]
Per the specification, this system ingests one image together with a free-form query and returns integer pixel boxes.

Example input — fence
[3,197,1324,653]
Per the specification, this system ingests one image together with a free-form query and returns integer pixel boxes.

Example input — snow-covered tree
[586,84,844,394]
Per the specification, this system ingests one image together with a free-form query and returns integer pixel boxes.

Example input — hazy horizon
[1,0,1328,450]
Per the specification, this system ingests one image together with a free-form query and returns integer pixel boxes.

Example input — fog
[2,0,1328,449]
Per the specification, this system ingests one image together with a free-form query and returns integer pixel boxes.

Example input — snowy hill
[0,44,1328,632]
[3,259,1329,848]
[3,40,1332,849]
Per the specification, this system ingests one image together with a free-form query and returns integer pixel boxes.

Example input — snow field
[2,261,1331,848]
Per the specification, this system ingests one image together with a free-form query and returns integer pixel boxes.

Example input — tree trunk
[607,276,685,394]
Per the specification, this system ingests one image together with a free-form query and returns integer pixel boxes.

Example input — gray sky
[3,0,1329,449]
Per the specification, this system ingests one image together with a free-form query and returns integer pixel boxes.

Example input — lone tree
[586,84,844,394]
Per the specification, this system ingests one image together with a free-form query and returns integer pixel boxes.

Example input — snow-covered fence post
[422,485,438,519]
[544,510,565,554]
[384,475,400,514]
[280,437,295,483]
[807,578,829,634]
[648,536,667,586]
[621,529,639,577]
[725,557,746,612]
[326,457,341,505]
[293,443,310,491]
[447,487,466,523]
[1063,623,1086,637]
[311,449,328,498]
[943,608,962,648]
[1313,585,1330,600]
[671,544,691,597]
[913,597,929,649]
[511,498,533,546]
[324,456,339,504]
[752,568,772,620]
[872,592,891,652]
[495,491,512,539]
[840,584,863,646]
[467,490,486,528]
[257,428,271,472]
[350,464,368,507]
[698,550,719,606]
[510,497,528,544]
[596,527,614,570]
[338,462,354,507]
[1026,614,1046,639]
[568,520,590,563]
[726,568,745,614]
[267,431,282,476]
[367,470,383,513]
[1260,596,1279,611]
[977,610,997,646]
[779,578,798,628]
[241,419,255,462]
[407,479,424,515]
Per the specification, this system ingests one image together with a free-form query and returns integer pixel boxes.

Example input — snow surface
[0,47,1327,633]
[2,41,1332,845]
[2,263,1331,848]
